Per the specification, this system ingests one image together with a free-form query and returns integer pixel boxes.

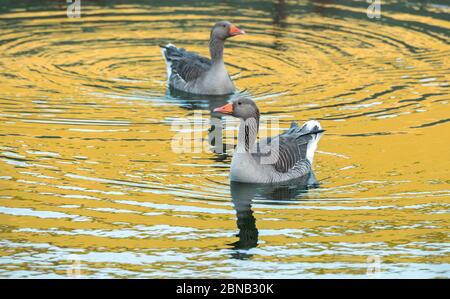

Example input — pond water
[0,0,449,278]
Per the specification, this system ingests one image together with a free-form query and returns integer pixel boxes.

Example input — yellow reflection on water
[0,1,449,278]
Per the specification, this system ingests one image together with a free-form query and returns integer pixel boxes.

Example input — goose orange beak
[214,103,233,114]
[229,24,245,36]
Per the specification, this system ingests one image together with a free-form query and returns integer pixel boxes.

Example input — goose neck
[209,37,225,64]
[236,117,260,153]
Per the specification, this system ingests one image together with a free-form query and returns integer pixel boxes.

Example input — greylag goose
[160,21,245,95]
[214,98,324,183]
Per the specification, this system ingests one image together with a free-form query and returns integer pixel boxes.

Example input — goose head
[210,21,245,41]
[214,97,259,121]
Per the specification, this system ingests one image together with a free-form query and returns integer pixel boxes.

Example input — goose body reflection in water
[229,173,318,260]
[167,86,242,113]
[168,88,253,154]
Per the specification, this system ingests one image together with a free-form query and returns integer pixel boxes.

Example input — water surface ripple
[0,0,449,278]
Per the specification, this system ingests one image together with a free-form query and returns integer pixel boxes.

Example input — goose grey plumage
[214,98,324,184]
[160,21,245,95]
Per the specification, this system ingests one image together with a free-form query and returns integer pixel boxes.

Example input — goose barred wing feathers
[160,44,212,83]
[254,121,324,174]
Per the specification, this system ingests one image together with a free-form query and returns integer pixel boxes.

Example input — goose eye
[238,102,242,105]
[222,24,226,28]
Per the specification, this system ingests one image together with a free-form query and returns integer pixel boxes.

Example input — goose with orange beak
[214,98,325,184]
[161,21,245,95]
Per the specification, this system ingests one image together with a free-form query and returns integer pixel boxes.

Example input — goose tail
[160,43,177,81]
[300,120,324,164]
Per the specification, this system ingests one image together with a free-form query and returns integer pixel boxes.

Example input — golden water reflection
[0,0,449,278]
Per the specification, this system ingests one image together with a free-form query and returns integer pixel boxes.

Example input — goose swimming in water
[160,21,245,95]
[214,98,324,184]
